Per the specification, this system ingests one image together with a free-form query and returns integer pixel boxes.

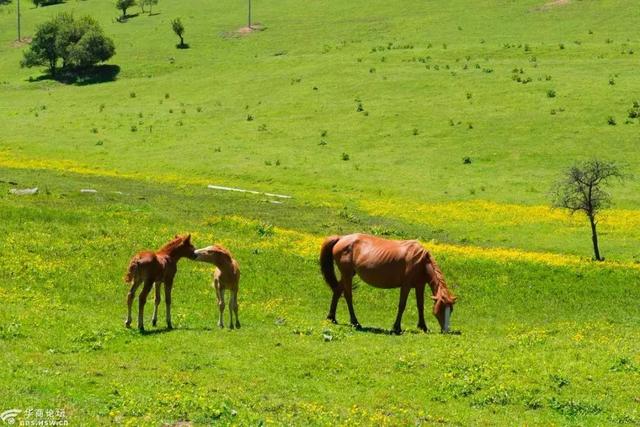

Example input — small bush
[546,89,556,98]
[341,152,350,161]
[607,116,617,126]
[130,125,137,132]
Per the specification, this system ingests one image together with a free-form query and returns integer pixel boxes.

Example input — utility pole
[17,0,21,41]
[248,0,251,29]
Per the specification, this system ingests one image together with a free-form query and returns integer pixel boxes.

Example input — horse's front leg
[342,276,361,329]
[151,282,162,327]
[415,283,429,332]
[392,285,411,335]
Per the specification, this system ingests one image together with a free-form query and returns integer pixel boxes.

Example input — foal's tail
[320,236,341,291]
[124,258,139,284]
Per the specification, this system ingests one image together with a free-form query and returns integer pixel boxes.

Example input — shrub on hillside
[116,0,136,19]
[21,13,115,77]
[32,0,63,7]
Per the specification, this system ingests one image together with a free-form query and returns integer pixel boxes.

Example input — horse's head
[432,294,457,333]
[175,234,197,259]
[194,245,217,263]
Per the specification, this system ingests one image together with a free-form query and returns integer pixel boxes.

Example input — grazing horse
[124,234,196,331]
[194,245,241,329]
[320,233,457,334]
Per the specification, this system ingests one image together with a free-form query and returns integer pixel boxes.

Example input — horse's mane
[426,252,457,305]
[158,235,187,254]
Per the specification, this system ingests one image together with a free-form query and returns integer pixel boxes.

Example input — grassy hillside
[1,0,639,425]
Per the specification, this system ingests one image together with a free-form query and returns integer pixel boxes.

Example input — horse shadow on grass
[29,64,120,86]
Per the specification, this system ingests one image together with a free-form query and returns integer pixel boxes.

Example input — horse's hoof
[418,325,429,333]
[391,327,402,335]
[326,316,337,324]
[218,323,224,329]
[166,324,173,330]
[138,327,145,333]
[229,324,235,330]
[352,323,362,330]
[125,321,131,328]
[152,320,157,327]
[235,322,241,329]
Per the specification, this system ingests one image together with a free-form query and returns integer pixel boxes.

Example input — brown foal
[124,234,196,331]
[320,233,457,334]
[194,245,241,329]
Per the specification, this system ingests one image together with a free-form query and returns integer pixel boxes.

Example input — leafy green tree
[552,159,626,261]
[171,17,185,47]
[21,19,60,73]
[21,13,115,75]
[116,0,136,18]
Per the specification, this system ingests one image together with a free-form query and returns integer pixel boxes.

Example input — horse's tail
[320,235,341,291]
[124,258,139,284]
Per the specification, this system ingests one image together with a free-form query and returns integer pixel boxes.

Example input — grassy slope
[1,0,640,425]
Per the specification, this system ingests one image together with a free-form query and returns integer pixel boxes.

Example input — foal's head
[165,234,197,260]
[193,245,231,265]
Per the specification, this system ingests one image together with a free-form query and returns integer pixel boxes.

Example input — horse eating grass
[194,245,241,329]
[320,234,457,334]
[124,234,196,331]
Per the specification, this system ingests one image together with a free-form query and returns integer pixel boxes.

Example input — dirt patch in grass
[11,36,32,48]
[236,23,266,35]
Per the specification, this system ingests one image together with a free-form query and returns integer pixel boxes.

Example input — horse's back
[341,234,427,288]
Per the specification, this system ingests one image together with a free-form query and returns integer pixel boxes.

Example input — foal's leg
[415,283,428,332]
[151,282,162,327]
[216,282,225,328]
[137,279,154,331]
[164,278,174,330]
[232,288,240,329]
[125,281,140,328]
[392,285,411,335]
[342,276,361,329]
[228,289,235,330]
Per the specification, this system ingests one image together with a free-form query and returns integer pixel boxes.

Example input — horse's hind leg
[392,285,411,335]
[137,279,154,331]
[342,275,361,329]
[228,289,235,330]
[327,285,343,324]
[125,281,141,328]
[233,290,240,329]
[151,282,161,327]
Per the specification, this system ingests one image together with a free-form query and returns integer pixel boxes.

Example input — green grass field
[1,0,639,425]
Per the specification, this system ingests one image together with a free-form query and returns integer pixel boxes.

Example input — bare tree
[552,159,626,261]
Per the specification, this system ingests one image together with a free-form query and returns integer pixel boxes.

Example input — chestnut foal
[193,245,241,329]
[124,234,196,331]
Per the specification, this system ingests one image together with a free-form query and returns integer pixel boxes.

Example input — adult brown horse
[320,233,457,334]
[124,234,196,331]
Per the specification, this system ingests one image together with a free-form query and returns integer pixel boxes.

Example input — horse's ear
[185,234,191,242]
